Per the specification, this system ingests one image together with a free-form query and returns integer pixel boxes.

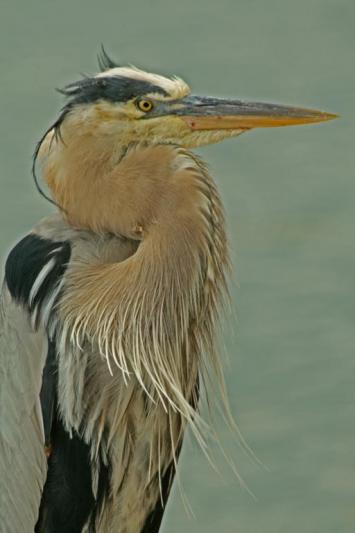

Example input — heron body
[0,51,334,532]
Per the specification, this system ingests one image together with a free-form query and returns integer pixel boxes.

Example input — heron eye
[137,98,154,112]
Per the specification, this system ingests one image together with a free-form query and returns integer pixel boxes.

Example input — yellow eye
[137,98,154,112]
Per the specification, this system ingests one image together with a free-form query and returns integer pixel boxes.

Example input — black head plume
[98,45,119,72]
[32,118,66,211]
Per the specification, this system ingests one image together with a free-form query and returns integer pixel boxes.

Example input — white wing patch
[29,257,57,306]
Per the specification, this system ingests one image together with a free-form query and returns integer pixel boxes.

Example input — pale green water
[0,1,354,531]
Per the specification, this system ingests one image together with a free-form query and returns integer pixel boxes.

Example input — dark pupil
[143,101,150,108]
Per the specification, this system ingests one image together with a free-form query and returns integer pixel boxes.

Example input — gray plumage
[0,288,48,531]
[0,58,333,533]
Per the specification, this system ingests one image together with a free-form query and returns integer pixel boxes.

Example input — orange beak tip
[323,112,339,121]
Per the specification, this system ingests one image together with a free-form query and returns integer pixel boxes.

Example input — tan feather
[38,106,232,530]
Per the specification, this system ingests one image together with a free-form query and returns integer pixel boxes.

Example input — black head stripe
[59,75,168,106]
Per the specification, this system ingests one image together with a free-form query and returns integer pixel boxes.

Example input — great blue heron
[0,50,335,533]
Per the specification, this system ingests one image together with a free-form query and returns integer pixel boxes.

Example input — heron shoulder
[5,232,71,330]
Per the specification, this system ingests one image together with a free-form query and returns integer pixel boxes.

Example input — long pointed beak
[171,95,337,130]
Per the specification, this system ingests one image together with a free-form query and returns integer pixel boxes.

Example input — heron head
[50,49,336,151]
[34,50,337,235]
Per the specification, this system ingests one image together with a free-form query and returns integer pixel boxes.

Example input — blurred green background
[0,0,354,531]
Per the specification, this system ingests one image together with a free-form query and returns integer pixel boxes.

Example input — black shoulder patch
[37,340,111,533]
[5,234,71,328]
[35,416,95,533]
[40,339,58,447]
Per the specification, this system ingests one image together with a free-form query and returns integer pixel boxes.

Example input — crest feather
[98,45,119,72]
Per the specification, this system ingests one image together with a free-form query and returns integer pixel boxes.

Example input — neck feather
[43,133,230,438]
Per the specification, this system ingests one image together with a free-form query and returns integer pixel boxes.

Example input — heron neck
[51,138,229,414]
[41,132,205,238]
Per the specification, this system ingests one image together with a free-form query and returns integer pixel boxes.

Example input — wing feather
[0,286,48,532]
[0,232,71,532]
